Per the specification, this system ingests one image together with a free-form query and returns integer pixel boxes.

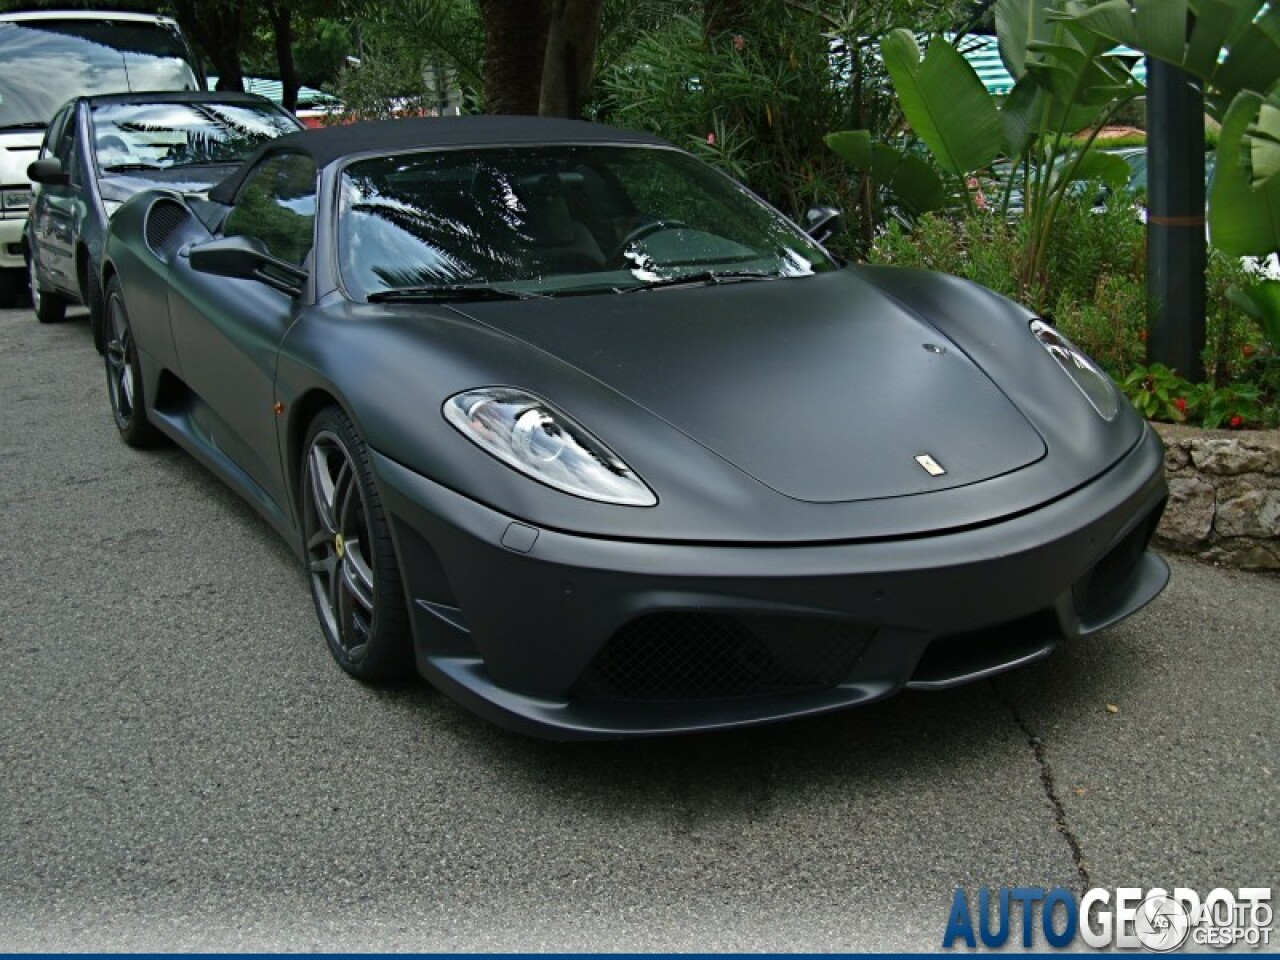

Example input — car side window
[39,106,70,161]
[223,153,317,267]
[54,110,78,167]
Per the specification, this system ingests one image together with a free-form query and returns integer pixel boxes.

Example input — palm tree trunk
[268,3,299,114]
[539,0,603,118]
[478,0,550,115]
[171,0,247,92]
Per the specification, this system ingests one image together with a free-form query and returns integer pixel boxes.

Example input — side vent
[144,198,190,254]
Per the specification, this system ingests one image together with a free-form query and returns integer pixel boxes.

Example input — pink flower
[966,177,988,210]
[732,34,746,51]
[706,132,716,145]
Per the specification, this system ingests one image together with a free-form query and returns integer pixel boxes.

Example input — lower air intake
[572,612,872,703]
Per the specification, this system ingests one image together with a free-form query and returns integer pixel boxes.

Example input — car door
[28,104,70,289]
[38,103,84,294]
[168,150,317,515]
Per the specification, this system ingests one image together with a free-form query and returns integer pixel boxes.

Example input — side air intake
[144,198,189,254]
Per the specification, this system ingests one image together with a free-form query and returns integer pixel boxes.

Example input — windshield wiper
[102,162,166,172]
[0,121,48,131]
[366,284,547,303]
[616,269,781,293]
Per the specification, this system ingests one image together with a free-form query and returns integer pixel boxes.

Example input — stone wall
[1152,423,1280,570]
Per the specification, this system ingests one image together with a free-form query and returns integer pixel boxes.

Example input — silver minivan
[0,11,203,306]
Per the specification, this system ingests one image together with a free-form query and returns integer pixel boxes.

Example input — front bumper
[0,217,25,270]
[372,426,1169,739]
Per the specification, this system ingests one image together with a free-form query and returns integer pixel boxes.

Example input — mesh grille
[145,199,189,252]
[572,612,873,703]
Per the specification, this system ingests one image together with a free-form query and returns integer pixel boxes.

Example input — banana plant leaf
[1209,90,1280,257]
[1251,97,1280,182]
[1055,149,1131,190]
[995,0,1052,80]
[1000,74,1044,158]
[880,29,1003,176]
[824,130,947,214]
[1228,279,1280,348]
[1068,0,1280,112]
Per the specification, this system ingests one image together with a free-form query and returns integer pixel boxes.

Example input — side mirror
[803,205,842,245]
[27,157,69,187]
[189,235,307,297]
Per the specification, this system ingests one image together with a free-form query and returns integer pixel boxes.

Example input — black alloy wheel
[103,277,161,447]
[302,406,411,681]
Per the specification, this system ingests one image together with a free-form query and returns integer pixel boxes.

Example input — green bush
[595,0,969,253]
[596,7,857,226]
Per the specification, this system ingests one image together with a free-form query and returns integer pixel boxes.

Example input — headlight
[1,187,31,212]
[443,387,657,507]
[1030,319,1119,420]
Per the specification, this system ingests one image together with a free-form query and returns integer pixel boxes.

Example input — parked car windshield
[91,100,300,171]
[0,19,199,129]
[338,144,836,300]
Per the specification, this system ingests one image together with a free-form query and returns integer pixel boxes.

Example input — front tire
[29,256,67,324]
[103,277,161,448]
[85,262,107,354]
[302,406,412,681]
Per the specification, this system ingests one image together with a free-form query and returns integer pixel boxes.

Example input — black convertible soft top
[208,115,669,204]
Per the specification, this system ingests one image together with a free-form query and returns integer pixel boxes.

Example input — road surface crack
[992,682,1091,892]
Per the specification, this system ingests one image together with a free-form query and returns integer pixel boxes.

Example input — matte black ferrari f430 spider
[99,116,1169,738]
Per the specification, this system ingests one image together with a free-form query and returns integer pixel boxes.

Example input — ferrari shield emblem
[915,454,946,476]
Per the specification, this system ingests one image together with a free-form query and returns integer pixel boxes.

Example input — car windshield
[0,19,199,129]
[338,144,836,300]
[91,100,299,171]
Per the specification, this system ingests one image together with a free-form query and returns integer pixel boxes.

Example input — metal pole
[1145,58,1206,382]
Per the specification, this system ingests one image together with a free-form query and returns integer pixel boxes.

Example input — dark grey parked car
[99,116,1169,739]
[24,91,300,350]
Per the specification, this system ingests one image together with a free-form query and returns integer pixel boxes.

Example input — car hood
[99,164,238,204]
[454,270,1047,503]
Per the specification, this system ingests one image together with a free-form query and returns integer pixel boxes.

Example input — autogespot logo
[942,886,1273,950]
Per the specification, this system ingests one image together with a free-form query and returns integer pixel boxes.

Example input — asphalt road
[1,304,1276,951]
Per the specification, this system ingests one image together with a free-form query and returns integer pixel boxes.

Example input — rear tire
[29,256,67,324]
[301,406,412,681]
[103,276,162,448]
